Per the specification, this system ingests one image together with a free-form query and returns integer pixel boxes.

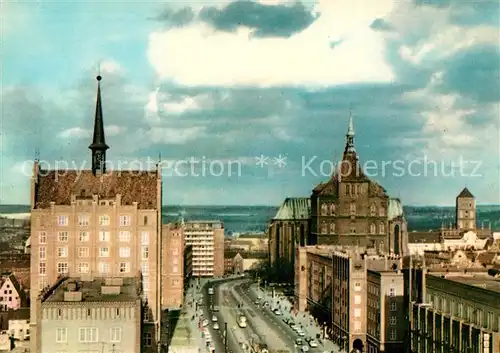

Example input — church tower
[456,187,476,231]
[88,75,109,175]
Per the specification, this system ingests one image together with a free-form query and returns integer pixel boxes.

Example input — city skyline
[2,0,499,206]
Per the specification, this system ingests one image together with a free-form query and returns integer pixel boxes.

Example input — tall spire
[344,111,356,153]
[89,75,109,175]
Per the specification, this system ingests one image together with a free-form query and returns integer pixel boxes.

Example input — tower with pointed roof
[89,75,109,175]
[456,187,476,231]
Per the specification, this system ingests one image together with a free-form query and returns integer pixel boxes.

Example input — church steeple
[89,75,109,175]
[345,112,356,153]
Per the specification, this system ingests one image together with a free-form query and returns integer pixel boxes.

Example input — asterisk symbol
[255,155,269,168]
[273,154,287,168]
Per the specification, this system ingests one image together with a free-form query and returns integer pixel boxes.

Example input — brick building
[29,75,162,352]
[161,223,184,309]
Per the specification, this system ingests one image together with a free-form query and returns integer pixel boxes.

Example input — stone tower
[456,187,476,231]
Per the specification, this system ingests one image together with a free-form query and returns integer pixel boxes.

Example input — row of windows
[319,202,386,217]
[56,327,121,343]
[40,261,149,275]
[57,215,152,227]
[39,246,149,259]
[39,231,150,244]
[318,222,385,234]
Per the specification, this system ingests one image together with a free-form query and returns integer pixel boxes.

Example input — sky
[1,0,499,206]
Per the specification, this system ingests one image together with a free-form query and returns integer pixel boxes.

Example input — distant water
[1,204,499,234]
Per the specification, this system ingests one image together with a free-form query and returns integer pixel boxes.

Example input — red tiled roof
[34,170,159,209]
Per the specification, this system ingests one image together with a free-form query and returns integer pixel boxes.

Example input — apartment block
[410,267,500,353]
[29,75,163,352]
[184,221,224,277]
[36,276,142,353]
[161,223,184,309]
[366,269,406,353]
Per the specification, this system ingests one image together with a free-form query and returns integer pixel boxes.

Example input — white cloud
[106,125,124,136]
[147,0,396,87]
[58,127,89,139]
[100,59,123,74]
[162,94,212,114]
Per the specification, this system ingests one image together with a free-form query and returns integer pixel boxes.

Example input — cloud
[153,7,195,27]
[147,0,396,87]
[199,1,314,38]
[58,127,89,139]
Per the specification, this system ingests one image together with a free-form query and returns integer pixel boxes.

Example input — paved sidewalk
[250,284,343,353]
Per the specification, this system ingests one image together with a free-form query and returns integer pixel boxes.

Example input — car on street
[213,323,219,330]
[295,338,303,345]
[273,309,282,315]
[202,319,209,327]
[288,320,296,327]
[212,315,218,322]
[304,337,312,343]
[309,340,318,348]
[292,325,301,332]
[257,294,262,299]
[301,345,309,352]
[255,300,260,305]
[263,302,270,308]
[213,306,219,312]
[297,330,306,337]
[208,288,214,295]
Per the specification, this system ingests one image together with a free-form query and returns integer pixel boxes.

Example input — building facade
[0,274,26,311]
[268,197,310,281]
[410,269,500,353]
[29,76,162,352]
[36,276,142,353]
[456,188,476,231]
[183,221,224,277]
[161,223,184,309]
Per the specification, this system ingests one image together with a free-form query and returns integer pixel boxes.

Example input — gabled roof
[7,274,23,297]
[273,197,310,220]
[457,187,474,199]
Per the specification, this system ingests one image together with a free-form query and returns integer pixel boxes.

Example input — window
[143,332,152,347]
[99,247,109,257]
[78,215,89,226]
[354,308,361,318]
[379,207,385,217]
[57,215,68,226]
[79,327,98,343]
[320,221,328,234]
[56,327,67,343]
[143,215,148,225]
[39,277,48,290]
[173,266,179,273]
[329,203,335,215]
[389,287,395,297]
[110,327,121,342]
[57,263,68,274]
[79,231,89,242]
[57,247,68,257]
[39,231,47,244]
[329,222,335,233]
[119,215,131,226]
[370,204,376,216]
[118,231,131,242]
[379,222,385,234]
[141,262,149,275]
[99,231,110,242]
[78,263,89,273]
[354,282,361,291]
[119,247,130,258]
[390,316,397,325]
[350,203,356,215]
[99,262,109,274]
[370,223,376,234]
[354,295,361,305]
[58,231,68,242]
[141,231,149,245]
[350,227,356,234]
[99,215,110,226]
[119,262,129,273]
[390,329,396,340]
[39,246,46,260]
[78,247,89,258]
[390,301,397,311]
[142,246,149,259]
[39,262,46,275]
[354,321,361,332]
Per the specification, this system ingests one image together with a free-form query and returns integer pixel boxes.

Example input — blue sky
[1,0,499,206]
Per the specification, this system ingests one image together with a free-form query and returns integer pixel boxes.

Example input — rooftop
[273,197,310,220]
[442,274,500,294]
[42,277,140,303]
[33,168,159,210]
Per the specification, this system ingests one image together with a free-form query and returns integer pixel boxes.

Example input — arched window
[321,204,328,216]
[370,204,376,216]
[329,222,335,234]
[379,222,385,234]
[329,203,336,215]
[321,222,328,234]
[370,223,376,234]
[350,203,356,215]
[379,207,385,217]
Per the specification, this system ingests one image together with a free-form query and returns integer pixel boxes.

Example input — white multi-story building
[183,221,224,277]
